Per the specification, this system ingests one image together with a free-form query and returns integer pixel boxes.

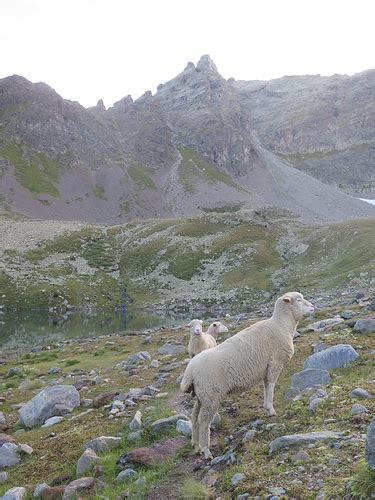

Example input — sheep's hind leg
[191,399,201,453]
[198,401,219,460]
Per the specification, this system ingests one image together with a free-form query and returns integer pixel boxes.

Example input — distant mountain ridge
[0,56,374,223]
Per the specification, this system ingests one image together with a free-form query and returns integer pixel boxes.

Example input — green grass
[93,184,106,199]
[350,461,375,499]
[81,237,116,271]
[0,142,61,198]
[179,478,213,499]
[128,164,156,190]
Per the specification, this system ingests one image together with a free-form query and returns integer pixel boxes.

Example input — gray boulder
[129,411,142,431]
[350,387,372,399]
[117,468,137,481]
[291,369,330,390]
[18,385,80,428]
[62,477,97,499]
[176,419,192,437]
[365,418,375,470]
[351,404,368,415]
[128,431,142,441]
[354,317,375,334]
[0,443,20,468]
[32,483,49,497]
[1,488,27,500]
[41,416,65,428]
[126,352,151,365]
[306,317,344,332]
[76,448,98,477]
[157,343,185,356]
[304,344,358,370]
[231,473,246,486]
[269,431,344,454]
[83,436,121,453]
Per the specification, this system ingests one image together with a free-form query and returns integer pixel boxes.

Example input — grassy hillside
[0,211,374,311]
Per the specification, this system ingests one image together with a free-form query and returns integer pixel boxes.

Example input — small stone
[116,468,137,481]
[284,387,301,400]
[351,404,368,415]
[62,477,98,499]
[42,416,65,428]
[231,472,246,486]
[81,399,93,408]
[1,487,27,499]
[33,483,49,497]
[7,367,22,377]
[127,431,142,441]
[210,413,221,430]
[210,449,236,466]
[242,430,256,443]
[293,450,310,462]
[19,443,33,455]
[176,419,192,437]
[0,443,20,468]
[141,386,159,397]
[350,388,372,399]
[328,458,339,466]
[308,398,326,412]
[76,448,98,477]
[129,411,142,431]
[365,417,375,470]
[83,436,121,453]
[126,352,151,365]
[0,471,8,483]
[92,392,119,408]
[251,419,264,429]
[150,414,188,434]
[134,476,146,488]
[157,343,184,356]
[268,487,286,495]
[150,360,160,368]
[0,434,16,446]
[48,367,61,375]
[237,494,250,500]
[297,465,305,472]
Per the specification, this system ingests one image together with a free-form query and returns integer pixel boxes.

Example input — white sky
[1,0,375,108]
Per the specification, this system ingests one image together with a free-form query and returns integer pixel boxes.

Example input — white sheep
[188,320,228,358]
[181,292,314,459]
[205,320,228,339]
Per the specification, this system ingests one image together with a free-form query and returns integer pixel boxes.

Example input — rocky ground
[0,290,373,499]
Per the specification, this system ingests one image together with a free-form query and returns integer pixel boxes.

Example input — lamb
[188,320,228,358]
[181,292,314,459]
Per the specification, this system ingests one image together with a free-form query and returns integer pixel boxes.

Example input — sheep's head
[278,292,314,320]
[207,321,228,336]
[189,319,203,336]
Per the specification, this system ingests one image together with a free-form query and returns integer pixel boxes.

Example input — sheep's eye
[296,298,302,302]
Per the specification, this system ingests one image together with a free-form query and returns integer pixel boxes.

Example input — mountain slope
[0,58,375,223]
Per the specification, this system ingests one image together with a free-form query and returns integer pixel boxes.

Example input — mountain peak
[196,54,218,73]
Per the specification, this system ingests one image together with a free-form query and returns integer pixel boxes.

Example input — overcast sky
[1,0,375,108]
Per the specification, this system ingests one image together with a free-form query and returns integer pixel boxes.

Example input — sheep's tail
[180,364,195,397]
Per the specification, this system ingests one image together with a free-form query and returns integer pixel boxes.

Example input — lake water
[0,308,234,349]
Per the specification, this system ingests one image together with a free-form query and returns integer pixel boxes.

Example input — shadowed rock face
[1,57,375,223]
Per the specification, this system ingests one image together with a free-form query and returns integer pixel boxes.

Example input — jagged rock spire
[196,55,218,73]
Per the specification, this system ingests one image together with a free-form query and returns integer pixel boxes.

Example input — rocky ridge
[1,57,375,223]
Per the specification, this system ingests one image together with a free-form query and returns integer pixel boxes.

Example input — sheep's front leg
[198,402,218,460]
[191,399,201,453]
[264,381,276,416]
[264,363,283,416]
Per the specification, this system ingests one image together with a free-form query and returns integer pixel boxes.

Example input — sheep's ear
[283,297,291,303]
[200,320,203,325]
